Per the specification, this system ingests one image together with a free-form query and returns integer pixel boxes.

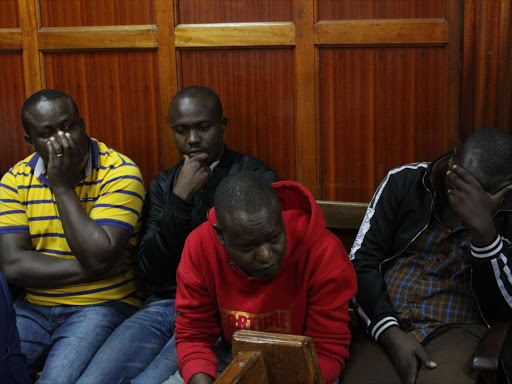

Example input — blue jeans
[78,294,176,384]
[14,298,137,384]
[0,273,30,384]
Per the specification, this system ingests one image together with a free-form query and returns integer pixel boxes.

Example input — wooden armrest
[215,351,267,384]
[473,322,511,371]
[472,321,511,384]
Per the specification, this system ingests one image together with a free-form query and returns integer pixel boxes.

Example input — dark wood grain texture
[0,0,20,28]
[319,47,453,202]
[40,0,155,27]
[0,52,29,175]
[318,0,445,20]
[44,51,161,185]
[461,0,512,137]
[215,351,268,384]
[180,48,296,182]
[178,0,292,24]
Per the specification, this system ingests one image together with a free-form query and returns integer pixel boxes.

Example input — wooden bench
[318,200,511,384]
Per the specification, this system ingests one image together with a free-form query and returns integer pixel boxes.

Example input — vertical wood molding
[294,0,319,197]
[156,0,180,169]
[461,0,512,137]
[445,0,463,149]
[19,0,43,96]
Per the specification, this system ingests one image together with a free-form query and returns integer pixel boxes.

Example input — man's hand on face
[173,153,212,201]
[46,131,89,192]
[447,163,512,246]
[380,326,437,384]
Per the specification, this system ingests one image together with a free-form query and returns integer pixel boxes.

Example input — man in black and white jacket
[342,128,512,384]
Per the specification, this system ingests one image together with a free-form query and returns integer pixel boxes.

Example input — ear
[24,133,35,152]
[220,117,227,133]
[212,223,226,246]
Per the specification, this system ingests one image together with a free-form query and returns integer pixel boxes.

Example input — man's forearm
[53,187,119,271]
[2,249,94,288]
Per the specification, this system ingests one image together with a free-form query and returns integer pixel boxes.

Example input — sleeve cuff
[165,193,195,219]
[371,316,399,341]
[471,234,502,259]
[181,360,217,384]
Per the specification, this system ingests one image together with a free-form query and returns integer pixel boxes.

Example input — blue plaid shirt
[384,215,482,341]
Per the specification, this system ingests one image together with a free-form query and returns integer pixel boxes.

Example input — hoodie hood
[208,180,327,256]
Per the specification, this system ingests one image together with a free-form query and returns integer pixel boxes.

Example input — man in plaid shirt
[343,128,512,384]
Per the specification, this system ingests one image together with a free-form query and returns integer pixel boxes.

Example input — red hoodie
[175,181,357,383]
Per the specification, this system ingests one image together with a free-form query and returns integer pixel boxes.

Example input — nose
[255,244,273,265]
[186,128,200,145]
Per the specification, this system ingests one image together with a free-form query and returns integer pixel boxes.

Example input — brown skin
[0,98,133,288]
[189,373,214,384]
[379,150,512,384]
[213,200,286,279]
[170,95,226,201]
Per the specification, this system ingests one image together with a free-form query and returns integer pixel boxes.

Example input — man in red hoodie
[165,172,357,384]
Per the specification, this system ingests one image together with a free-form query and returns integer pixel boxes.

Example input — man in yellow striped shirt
[0,89,145,383]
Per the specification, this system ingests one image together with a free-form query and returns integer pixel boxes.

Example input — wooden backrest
[317,200,368,250]
[215,330,324,384]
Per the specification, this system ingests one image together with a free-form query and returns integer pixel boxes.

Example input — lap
[16,299,137,384]
[340,324,487,384]
[79,296,175,384]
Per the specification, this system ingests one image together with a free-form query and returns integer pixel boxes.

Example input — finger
[65,132,78,153]
[182,154,190,162]
[446,170,472,193]
[491,184,512,205]
[451,165,481,188]
[46,141,56,165]
[191,153,209,163]
[50,137,63,157]
[415,346,437,369]
[58,131,71,156]
[79,152,90,171]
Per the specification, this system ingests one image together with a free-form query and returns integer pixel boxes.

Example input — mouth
[187,150,207,158]
[254,263,279,278]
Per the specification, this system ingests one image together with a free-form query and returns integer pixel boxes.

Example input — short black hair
[169,86,223,121]
[458,127,512,187]
[21,89,79,134]
[214,172,280,228]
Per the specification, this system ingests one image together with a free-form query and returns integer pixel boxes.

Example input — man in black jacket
[79,86,278,384]
[342,128,512,384]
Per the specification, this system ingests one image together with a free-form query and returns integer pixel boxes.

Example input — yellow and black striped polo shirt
[0,137,145,307]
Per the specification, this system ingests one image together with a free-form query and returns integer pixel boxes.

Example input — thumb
[415,346,437,369]
[491,184,512,205]
[183,154,190,162]
[80,152,90,170]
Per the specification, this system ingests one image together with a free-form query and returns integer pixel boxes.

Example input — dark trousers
[340,323,489,384]
[0,272,30,384]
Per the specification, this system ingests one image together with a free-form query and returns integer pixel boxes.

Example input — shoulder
[93,140,143,180]
[225,149,278,180]
[1,154,38,186]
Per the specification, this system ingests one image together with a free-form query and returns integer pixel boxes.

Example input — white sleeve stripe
[350,162,429,259]
[471,235,501,251]
[491,255,512,308]
[371,316,399,339]
[471,240,503,258]
[375,321,399,341]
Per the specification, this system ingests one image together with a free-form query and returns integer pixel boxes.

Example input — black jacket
[137,147,278,297]
[350,153,512,342]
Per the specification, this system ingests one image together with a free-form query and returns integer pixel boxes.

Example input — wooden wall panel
[44,51,161,185]
[178,0,292,24]
[0,53,29,175]
[318,0,445,20]
[461,0,512,137]
[180,49,296,181]
[320,47,452,202]
[0,0,20,28]
[40,0,155,27]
